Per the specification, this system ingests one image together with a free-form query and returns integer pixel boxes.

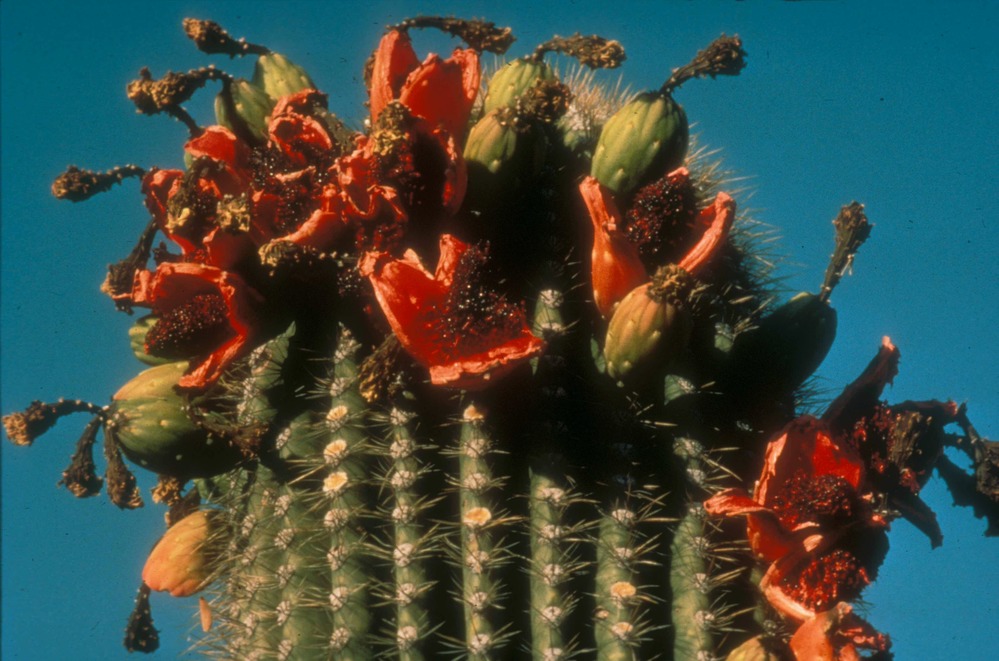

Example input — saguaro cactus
[5,14,998,661]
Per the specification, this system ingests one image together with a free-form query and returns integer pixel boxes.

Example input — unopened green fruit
[111,362,240,478]
[253,53,316,101]
[464,109,547,205]
[724,292,837,396]
[215,78,275,144]
[591,91,689,196]
[604,283,692,382]
[483,58,555,113]
[465,110,520,174]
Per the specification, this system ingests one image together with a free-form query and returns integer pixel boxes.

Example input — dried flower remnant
[127,66,230,133]
[661,34,747,93]
[124,583,160,653]
[532,33,627,69]
[2,398,103,446]
[182,18,269,57]
[59,416,105,498]
[104,428,145,510]
[392,15,515,55]
[51,164,146,202]
[820,202,872,303]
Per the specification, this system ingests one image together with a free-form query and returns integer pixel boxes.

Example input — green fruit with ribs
[483,58,555,113]
[215,78,274,144]
[252,52,316,100]
[724,291,838,396]
[591,91,689,197]
[109,361,241,478]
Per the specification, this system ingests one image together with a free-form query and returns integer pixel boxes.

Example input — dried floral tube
[2,398,104,447]
[391,16,515,54]
[59,415,105,498]
[124,583,160,653]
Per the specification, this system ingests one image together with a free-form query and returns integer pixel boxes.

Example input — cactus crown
[4,12,997,661]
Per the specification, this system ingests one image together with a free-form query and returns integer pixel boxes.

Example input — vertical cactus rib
[528,280,589,661]
[592,428,664,661]
[372,394,440,660]
[447,401,517,659]
[670,502,714,660]
[311,325,375,660]
[670,433,744,661]
[528,461,588,660]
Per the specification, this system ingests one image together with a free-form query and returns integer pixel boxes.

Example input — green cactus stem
[591,422,664,660]
[373,394,440,660]
[528,285,589,659]
[528,457,587,660]
[449,402,516,659]
[199,325,377,660]
[670,501,714,660]
[306,326,376,659]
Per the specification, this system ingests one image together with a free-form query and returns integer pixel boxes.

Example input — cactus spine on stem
[591,415,664,660]
[528,282,588,661]
[373,393,439,659]
[451,402,516,658]
[312,327,375,659]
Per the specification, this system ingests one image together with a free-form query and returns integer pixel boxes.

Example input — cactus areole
[4,14,996,661]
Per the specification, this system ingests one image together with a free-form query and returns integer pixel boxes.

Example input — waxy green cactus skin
[109,362,241,478]
[464,109,548,205]
[590,92,689,197]
[483,59,556,114]
[723,291,838,398]
[253,53,316,101]
[604,283,693,382]
[215,78,275,144]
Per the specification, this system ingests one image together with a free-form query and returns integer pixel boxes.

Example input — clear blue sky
[2,1,996,658]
